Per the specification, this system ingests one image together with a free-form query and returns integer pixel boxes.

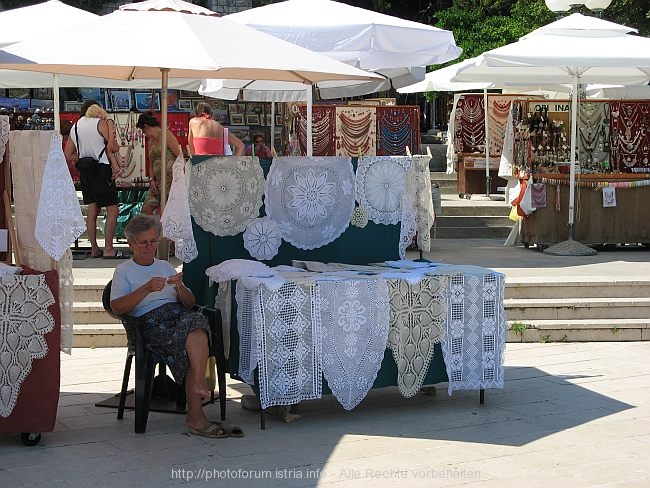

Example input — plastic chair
[102,280,226,433]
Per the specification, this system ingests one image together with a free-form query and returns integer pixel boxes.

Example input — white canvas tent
[0,0,382,207]
[452,13,650,253]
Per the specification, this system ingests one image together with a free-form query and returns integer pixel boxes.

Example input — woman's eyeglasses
[254,139,263,143]
[135,239,160,248]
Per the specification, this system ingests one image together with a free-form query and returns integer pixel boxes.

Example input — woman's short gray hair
[124,214,162,242]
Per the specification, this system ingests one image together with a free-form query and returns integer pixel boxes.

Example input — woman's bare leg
[185,329,211,428]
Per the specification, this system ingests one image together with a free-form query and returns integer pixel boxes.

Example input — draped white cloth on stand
[161,154,197,263]
[35,133,85,261]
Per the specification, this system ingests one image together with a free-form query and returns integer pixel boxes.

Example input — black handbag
[74,123,106,172]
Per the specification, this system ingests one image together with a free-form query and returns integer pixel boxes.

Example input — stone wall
[99,1,251,15]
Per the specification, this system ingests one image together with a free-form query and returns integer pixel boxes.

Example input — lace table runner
[318,277,390,410]
[437,271,506,395]
[254,280,322,409]
[386,275,447,398]
[188,156,264,236]
[265,156,355,250]
[406,155,435,253]
[0,275,55,417]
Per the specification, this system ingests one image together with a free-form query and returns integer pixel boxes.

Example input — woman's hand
[148,277,168,292]
[166,272,184,287]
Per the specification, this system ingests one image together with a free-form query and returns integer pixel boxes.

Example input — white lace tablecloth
[234,261,506,410]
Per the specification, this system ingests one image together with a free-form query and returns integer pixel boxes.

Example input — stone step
[434,225,513,239]
[439,204,510,217]
[73,302,121,325]
[436,215,513,227]
[72,323,127,348]
[505,279,650,300]
[504,297,650,321]
[507,318,650,342]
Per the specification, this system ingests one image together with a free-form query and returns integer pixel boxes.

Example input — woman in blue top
[110,214,226,438]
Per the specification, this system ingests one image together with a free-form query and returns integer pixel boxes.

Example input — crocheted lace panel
[407,155,435,253]
[35,133,85,261]
[243,217,282,261]
[355,156,411,225]
[0,275,55,417]
[319,277,390,410]
[188,156,265,236]
[161,154,198,263]
[265,156,355,250]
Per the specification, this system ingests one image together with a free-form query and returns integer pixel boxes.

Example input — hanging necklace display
[454,95,485,153]
[297,105,336,156]
[578,101,609,172]
[335,107,376,157]
[487,96,513,156]
[376,106,418,156]
[609,101,650,172]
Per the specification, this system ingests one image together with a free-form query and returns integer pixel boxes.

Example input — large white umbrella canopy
[452,13,650,249]
[0,0,381,213]
[224,0,461,97]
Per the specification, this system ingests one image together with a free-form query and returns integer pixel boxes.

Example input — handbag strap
[75,119,107,161]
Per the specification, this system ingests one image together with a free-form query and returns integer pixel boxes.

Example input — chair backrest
[102,280,122,321]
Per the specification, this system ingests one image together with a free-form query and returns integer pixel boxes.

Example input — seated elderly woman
[110,214,227,439]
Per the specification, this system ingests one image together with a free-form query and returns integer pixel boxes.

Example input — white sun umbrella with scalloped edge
[452,13,650,254]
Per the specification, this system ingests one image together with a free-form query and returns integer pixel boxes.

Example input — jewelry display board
[291,104,419,157]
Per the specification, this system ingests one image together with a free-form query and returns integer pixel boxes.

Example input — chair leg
[215,353,227,421]
[135,351,155,434]
[117,354,133,420]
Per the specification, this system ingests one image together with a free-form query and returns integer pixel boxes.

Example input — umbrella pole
[484,88,490,197]
[306,83,313,156]
[568,75,578,241]
[158,68,170,260]
[270,101,275,152]
[53,74,61,133]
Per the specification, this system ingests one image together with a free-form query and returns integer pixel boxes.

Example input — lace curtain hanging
[0,275,55,417]
[318,277,390,410]
[188,156,265,236]
[35,133,85,261]
[406,155,435,253]
[161,154,197,263]
[265,156,355,250]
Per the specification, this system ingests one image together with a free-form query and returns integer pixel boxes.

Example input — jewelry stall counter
[521,173,650,248]
[457,153,506,198]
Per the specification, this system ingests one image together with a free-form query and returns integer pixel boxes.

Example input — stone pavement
[1,342,649,487]
[1,238,649,486]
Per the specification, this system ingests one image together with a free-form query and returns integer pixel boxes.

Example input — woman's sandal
[213,421,245,438]
[188,423,228,439]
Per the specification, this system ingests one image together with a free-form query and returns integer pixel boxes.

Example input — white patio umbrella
[452,13,650,254]
[0,0,382,210]
[225,0,461,95]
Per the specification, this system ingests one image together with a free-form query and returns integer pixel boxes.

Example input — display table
[458,154,506,197]
[229,262,506,411]
[521,174,650,247]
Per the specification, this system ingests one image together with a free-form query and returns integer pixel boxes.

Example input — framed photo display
[108,90,131,111]
[246,114,260,125]
[177,99,192,111]
[64,101,84,112]
[230,113,245,125]
[134,92,160,111]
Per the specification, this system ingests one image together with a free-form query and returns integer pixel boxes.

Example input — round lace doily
[350,205,369,228]
[355,156,411,225]
[265,156,355,250]
[188,156,264,236]
[243,217,282,261]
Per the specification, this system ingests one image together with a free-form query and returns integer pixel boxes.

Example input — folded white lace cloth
[0,274,55,417]
[386,276,447,398]
[355,156,411,225]
[318,277,390,410]
[188,156,264,236]
[0,115,8,164]
[161,154,197,263]
[265,156,355,250]
[206,258,271,284]
[243,216,282,261]
[35,133,85,261]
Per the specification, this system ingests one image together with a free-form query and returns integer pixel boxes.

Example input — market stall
[508,98,650,247]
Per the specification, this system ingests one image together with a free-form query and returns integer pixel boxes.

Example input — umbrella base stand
[542,239,597,256]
